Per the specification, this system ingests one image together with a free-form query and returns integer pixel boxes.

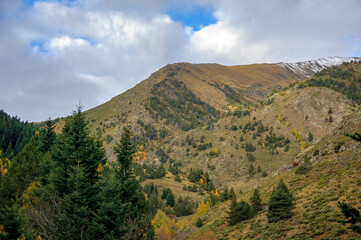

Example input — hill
[83,57,359,159]
[178,109,361,240]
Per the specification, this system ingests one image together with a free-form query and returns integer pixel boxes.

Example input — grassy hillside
[178,110,361,240]
[82,61,315,160]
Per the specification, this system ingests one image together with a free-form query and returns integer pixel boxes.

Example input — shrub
[195,218,204,227]
[245,143,256,152]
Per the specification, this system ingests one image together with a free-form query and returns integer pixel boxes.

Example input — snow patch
[278,56,361,77]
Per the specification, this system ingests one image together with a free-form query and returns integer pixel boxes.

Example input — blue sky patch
[167,5,217,31]
[23,0,78,7]
[31,40,47,53]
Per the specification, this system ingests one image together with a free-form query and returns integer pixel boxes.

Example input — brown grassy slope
[161,63,306,110]
[152,86,354,189]
[177,110,361,240]
[82,62,309,159]
[254,87,354,142]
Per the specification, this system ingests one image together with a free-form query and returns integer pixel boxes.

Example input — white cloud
[50,36,89,50]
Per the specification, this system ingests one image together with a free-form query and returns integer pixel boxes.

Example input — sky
[1,0,361,122]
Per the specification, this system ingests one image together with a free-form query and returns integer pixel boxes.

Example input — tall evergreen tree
[29,107,106,239]
[267,179,293,223]
[39,119,56,153]
[250,189,262,213]
[166,191,175,207]
[50,106,105,194]
[92,126,154,239]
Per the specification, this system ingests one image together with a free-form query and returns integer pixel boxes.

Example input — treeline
[0,107,154,239]
[0,110,37,157]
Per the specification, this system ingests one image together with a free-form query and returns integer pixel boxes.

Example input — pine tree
[228,200,254,226]
[338,201,361,234]
[0,205,23,240]
[29,107,106,239]
[308,132,314,142]
[166,191,175,207]
[39,119,56,153]
[228,187,236,201]
[0,138,41,205]
[250,189,262,213]
[92,126,154,239]
[114,125,136,179]
[50,106,105,194]
[220,186,229,202]
[267,179,293,223]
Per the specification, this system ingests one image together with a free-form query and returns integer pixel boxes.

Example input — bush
[295,165,309,175]
[245,143,256,152]
[334,141,345,153]
[246,153,256,162]
[195,218,203,227]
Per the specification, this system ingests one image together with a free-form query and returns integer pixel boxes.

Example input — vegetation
[0,108,154,239]
[299,61,361,104]
[146,77,219,131]
[267,180,293,223]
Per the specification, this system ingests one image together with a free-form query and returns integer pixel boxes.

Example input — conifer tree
[166,191,175,207]
[308,132,314,142]
[338,201,361,234]
[250,189,262,213]
[29,107,106,239]
[39,119,56,153]
[114,125,136,179]
[0,138,41,205]
[92,126,154,239]
[228,200,254,226]
[220,186,229,202]
[267,179,293,223]
[228,187,236,201]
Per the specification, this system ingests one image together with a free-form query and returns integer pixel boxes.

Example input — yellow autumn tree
[299,141,307,151]
[0,154,11,176]
[191,200,211,222]
[199,178,204,185]
[262,143,266,149]
[152,210,179,239]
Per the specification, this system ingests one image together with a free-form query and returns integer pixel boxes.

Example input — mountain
[83,57,360,161]
[84,58,361,238]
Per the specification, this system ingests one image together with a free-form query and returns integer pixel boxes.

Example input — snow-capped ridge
[278,56,361,76]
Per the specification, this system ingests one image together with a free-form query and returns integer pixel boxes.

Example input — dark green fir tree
[267,179,293,223]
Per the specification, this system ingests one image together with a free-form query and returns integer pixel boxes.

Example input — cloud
[0,0,360,121]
